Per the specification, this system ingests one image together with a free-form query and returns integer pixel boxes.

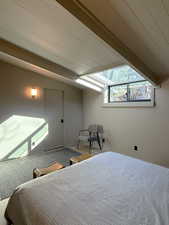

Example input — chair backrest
[97,125,104,134]
[88,124,97,133]
[88,124,104,134]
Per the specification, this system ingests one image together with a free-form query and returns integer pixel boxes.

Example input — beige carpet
[0,148,80,200]
[71,141,111,154]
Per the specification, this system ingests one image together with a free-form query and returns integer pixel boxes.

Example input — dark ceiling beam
[55,0,160,85]
[0,38,78,79]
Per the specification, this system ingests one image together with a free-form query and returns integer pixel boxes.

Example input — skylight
[76,79,102,92]
[87,65,144,86]
[78,65,154,106]
[77,65,151,92]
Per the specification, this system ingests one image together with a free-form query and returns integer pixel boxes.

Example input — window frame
[108,80,152,103]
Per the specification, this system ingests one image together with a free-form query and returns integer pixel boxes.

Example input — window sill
[102,101,155,108]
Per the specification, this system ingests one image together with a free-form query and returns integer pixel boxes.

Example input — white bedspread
[5,152,169,225]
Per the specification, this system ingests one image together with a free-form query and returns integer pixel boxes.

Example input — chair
[77,124,104,152]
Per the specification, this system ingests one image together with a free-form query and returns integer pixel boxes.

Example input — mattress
[5,152,169,225]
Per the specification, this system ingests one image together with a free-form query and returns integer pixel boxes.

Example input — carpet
[0,148,80,200]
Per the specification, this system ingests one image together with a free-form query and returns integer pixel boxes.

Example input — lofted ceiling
[0,0,168,88]
[78,0,169,82]
[0,0,124,76]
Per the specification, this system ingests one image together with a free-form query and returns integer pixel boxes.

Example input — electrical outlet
[132,145,138,151]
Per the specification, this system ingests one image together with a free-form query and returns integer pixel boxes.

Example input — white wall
[83,79,169,167]
[0,60,83,148]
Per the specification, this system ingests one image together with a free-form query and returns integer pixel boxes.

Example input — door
[44,89,64,149]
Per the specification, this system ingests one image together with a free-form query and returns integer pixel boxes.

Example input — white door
[44,89,64,149]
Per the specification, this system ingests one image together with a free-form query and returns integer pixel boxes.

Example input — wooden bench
[70,153,94,165]
[33,162,64,178]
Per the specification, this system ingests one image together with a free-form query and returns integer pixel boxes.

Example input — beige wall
[2,58,169,167]
[0,60,83,148]
[83,79,169,168]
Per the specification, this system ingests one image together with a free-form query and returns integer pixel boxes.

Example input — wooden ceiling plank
[0,38,78,79]
[0,0,124,76]
[55,0,160,85]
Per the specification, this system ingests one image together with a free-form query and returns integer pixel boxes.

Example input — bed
[5,152,169,225]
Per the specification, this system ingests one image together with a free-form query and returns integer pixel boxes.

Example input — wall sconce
[31,88,37,98]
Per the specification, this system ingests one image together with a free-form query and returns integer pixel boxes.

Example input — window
[108,80,152,103]
[81,64,155,107]
[109,84,128,102]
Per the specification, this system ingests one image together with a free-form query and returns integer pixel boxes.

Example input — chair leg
[77,140,80,149]
[89,140,92,152]
[89,133,92,153]
[97,134,102,151]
